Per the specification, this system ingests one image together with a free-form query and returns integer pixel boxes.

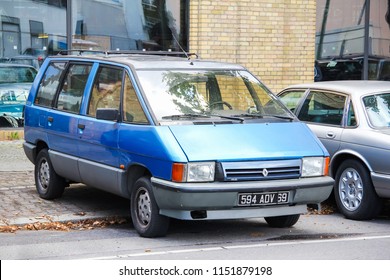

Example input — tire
[265,214,300,228]
[34,149,67,200]
[334,159,382,220]
[130,177,170,238]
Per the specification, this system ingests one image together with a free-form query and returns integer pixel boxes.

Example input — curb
[0,210,129,227]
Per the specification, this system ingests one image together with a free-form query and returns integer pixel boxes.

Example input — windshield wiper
[162,113,211,120]
[262,114,295,121]
[162,113,246,123]
[232,113,263,119]
[210,114,245,123]
[232,113,294,121]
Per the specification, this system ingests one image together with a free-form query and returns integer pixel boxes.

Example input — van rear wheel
[130,177,170,237]
[35,149,67,199]
[265,214,300,228]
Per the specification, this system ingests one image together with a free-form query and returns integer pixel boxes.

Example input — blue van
[23,51,333,237]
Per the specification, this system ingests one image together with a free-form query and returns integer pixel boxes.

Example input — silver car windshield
[363,93,390,127]
[137,69,292,122]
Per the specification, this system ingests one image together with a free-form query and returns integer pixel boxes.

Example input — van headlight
[172,162,215,182]
[302,157,330,177]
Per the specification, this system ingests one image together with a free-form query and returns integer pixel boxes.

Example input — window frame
[55,62,93,114]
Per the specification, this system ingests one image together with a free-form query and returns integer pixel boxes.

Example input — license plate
[238,191,290,206]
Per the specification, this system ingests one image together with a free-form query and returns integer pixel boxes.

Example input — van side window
[123,74,148,123]
[35,62,66,107]
[298,91,346,126]
[56,63,92,113]
[88,65,123,117]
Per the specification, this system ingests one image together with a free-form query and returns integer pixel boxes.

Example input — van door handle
[326,131,335,138]
[48,116,53,122]
[78,123,85,130]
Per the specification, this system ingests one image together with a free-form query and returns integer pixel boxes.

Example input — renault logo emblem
[262,168,269,177]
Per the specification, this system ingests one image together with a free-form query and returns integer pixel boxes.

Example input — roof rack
[57,49,199,59]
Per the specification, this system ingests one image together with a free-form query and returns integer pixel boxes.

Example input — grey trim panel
[152,177,333,213]
[151,176,334,193]
[160,205,307,220]
[48,150,129,198]
[49,150,81,182]
[78,158,128,198]
[23,142,36,164]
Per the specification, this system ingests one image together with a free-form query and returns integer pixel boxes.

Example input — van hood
[169,122,328,161]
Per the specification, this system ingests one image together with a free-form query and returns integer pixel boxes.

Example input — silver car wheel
[38,160,50,191]
[338,167,363,211]
[136,187,152,226]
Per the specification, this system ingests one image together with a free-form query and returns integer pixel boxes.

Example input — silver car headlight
[301,157,330,177]
[172,162,215,182]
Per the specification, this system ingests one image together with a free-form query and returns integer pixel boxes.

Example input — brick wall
[189,0,316,93]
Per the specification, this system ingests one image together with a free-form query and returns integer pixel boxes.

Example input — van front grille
[218,160,301,181]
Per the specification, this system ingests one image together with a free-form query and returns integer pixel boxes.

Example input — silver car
[278,81,390,220]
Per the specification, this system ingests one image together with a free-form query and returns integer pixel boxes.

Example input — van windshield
[137,69,293,122]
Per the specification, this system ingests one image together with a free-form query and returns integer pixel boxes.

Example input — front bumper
[151,176,334,220]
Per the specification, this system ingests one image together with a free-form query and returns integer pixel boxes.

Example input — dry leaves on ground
[307,202,337,215]
[0,217,129,233]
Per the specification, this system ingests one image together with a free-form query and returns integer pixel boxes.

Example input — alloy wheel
[338,167,363,211]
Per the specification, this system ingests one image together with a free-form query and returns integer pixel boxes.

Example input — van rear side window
[56,63,92,113]
[35,62,66,107]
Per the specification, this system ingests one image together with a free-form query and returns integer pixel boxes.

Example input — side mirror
[96,108,119,121]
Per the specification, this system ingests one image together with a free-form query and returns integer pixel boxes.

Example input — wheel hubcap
[339,168,363,211]
[136,188,151,226]
[38,160,50,191]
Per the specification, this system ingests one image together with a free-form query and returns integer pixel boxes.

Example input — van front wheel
[130,177,170,238]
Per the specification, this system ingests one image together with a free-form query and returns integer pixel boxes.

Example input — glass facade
[1,0,390,128]
[0,0,188,60]
[0,0,188,128]
[316,0,390,81]
[1,0,67,59]
[71,0,188,52]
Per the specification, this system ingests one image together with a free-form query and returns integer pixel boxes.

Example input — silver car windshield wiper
[162,113,211,120]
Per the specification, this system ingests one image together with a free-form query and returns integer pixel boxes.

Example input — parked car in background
[23,50,334,237]
[9,55,43,69]
[315,59,362,81]
[23,47,47,59]
[315,55,390,82]
[278,81,390,220]
[0,63,38,127]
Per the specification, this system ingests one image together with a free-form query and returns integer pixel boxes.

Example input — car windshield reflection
[137,69,292,122]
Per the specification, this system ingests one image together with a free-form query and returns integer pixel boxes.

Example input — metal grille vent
[220,159,301,181]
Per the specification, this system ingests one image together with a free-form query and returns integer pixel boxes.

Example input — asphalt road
[1,140,389,266]
[1,211,390,260]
